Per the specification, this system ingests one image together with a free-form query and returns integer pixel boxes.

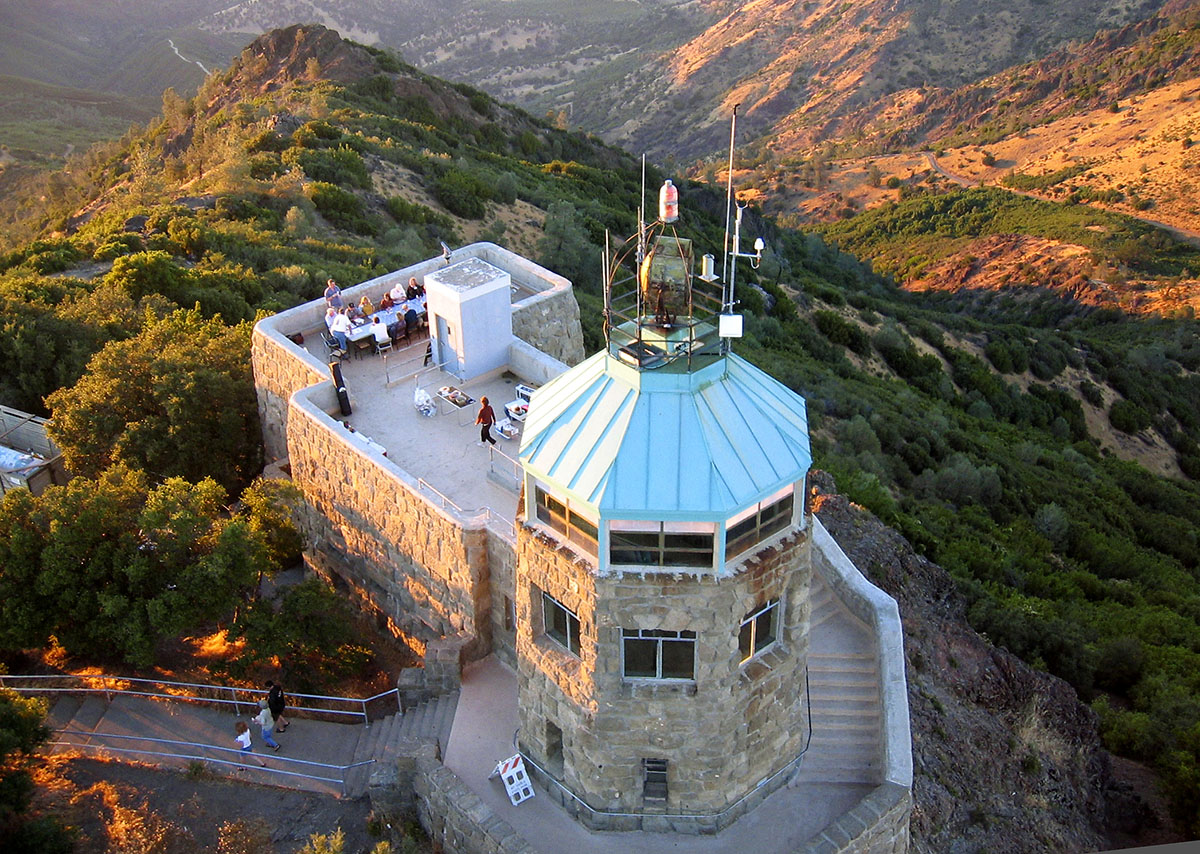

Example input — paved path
[43,688,453,799]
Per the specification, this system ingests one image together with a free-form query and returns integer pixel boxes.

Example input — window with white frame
[609,520,715,569]
[534,485,598,556]
[542,592,581,657]
[738,598,779,662]
[724,486,795,561]
[622,628,696,680]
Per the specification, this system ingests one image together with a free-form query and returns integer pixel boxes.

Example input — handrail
[518,734,810,824]
[50,730,376,797]
[416,477,464,513]
[0,675,400,725]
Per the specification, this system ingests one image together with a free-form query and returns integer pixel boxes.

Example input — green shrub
[308,182,375,235]
[431,168,489,219]
[284,146,370,189]
[813,310,870,355]
[1110,399,1152,433]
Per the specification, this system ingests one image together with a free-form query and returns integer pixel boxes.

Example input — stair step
[792,763,879,784]
[69,696,109,731]
[807,735,880,752]
[809,652,876,666]
[808,673,878,690]
[810,717,881,732]
[809,695,880,712]
[47,696,82,730]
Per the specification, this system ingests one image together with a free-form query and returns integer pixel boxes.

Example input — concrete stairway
[344,691,459,798]
[796,576,883,784]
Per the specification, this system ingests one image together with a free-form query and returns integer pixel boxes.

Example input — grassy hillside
[2,23,1200,839]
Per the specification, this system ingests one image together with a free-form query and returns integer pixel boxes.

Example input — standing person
[476,396,497,446]
[266,680,289,732]
[254,700,281,751]
[324,278,343,309]
[235,721,266,767]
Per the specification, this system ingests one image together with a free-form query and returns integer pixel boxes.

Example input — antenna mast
[721,104,739,301]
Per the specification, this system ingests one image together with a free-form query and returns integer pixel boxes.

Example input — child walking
[234,720,267,767]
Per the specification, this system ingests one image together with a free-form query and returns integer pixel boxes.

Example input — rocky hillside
[582,0,1173,160]
[811,474,1180,853]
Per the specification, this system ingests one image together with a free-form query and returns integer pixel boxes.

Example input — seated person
[325,307,339,332]
[406,276,421,300]
[386,319,404,341]
[379,292,394,310]
[358,295,375,316]
[370,316,390,345]
[329,308,352,352]
[404,305,419,331]
[388,282,406,303]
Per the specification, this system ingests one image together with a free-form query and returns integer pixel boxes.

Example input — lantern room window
[724,486,795,561]
[609,520,715,569]
[534,485,597,556]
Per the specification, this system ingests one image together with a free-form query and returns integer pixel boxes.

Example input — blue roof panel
[519,352,810,519]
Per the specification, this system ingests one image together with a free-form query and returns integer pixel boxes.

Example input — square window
[543,592,581,657]
[622,628,695,681]
[739,599,780,663]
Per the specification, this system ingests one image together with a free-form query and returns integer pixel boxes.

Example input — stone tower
[512,216,815,832]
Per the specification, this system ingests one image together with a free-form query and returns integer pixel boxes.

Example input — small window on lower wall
[543,592,581,657]
[622,629,696,680]
[739,598,779,663]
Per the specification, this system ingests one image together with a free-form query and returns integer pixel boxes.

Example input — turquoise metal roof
[519,351,811,519]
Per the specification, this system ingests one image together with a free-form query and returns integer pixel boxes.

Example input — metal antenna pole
[721,104,739,305]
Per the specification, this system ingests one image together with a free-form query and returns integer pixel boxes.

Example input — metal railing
[0,674,400,725]
[486,444,521,491]
[48,730,374,798]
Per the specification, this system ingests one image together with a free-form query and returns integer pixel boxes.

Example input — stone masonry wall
[251,321,328,462]
[287,384,493,657]
[515,520,812,824]
[510,285,584,367]
[413,758,535,854]
[808,783,911,854]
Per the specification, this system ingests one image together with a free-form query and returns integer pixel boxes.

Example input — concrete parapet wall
[811,518,912,792]
[413,757,536,854]
[507,338,570,388]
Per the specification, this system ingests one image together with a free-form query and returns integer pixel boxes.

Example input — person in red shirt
[476,396,497,446]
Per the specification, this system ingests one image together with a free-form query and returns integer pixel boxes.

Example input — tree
[0,465,275,665]
[536,200,598,292]
[230,577,369,690]
[45,308,262,495]
[0,687,71,853]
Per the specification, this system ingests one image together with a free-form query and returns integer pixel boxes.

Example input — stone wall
[514,520,813,827]
[287,382,495,656]
[807,783,911,854]
[412,757,535,854]
[251,318,329,462]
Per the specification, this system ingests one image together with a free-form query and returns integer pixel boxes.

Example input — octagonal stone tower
[513,224,815,832]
